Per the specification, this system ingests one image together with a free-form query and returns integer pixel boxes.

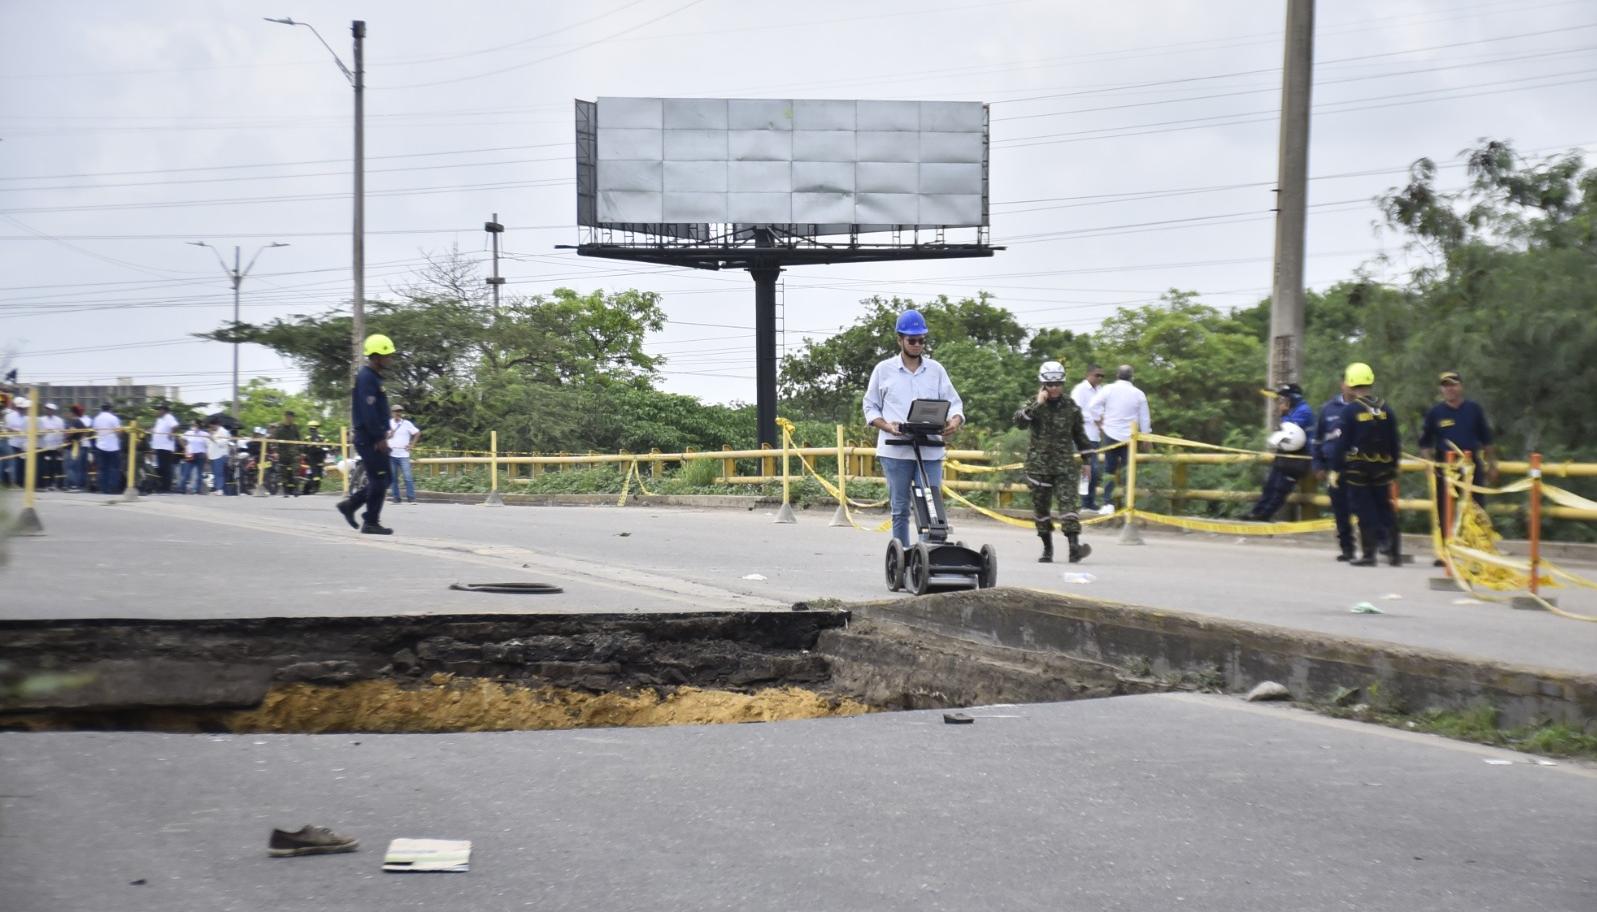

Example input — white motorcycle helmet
[1037,360,1067,383]
[1268,423,1308,452]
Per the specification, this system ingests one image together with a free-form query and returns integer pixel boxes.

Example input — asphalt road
[4,492,1595,675]
[2,693,1591,912]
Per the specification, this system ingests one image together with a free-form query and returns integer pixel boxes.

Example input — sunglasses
[1043,382,1065,388]
[902,336,927,345]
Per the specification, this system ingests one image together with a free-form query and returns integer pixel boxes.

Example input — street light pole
[188,241,290,418]
[266,16,365,385]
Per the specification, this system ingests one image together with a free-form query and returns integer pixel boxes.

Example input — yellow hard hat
[363,333,396,356]
[1344,362,1375,386]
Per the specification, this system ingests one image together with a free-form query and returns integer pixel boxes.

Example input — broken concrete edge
[0,609,852,714]
[846,587,1597,731]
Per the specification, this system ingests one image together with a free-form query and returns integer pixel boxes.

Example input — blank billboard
[576,97,988,235]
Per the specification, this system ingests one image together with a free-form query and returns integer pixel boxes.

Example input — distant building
[10,377,184,411]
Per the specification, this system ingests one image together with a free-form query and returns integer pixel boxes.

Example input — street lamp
[266,16,365,385]
[188,241,290,418]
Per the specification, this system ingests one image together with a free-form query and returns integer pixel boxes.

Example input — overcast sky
[2,0,1594,408]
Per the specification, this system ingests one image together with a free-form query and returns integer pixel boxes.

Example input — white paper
[383,838,472,873]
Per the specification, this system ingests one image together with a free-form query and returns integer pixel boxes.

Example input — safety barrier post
[122,425,141,502]
[761,442,774,478]
[1440,451,1457,574]
[829,423,850,527]
[773,422,796,524]
[721,444,734,481]
[1512,453,1555,610]
[339,426,350,497]
[252,436,269,497]
[649,448,662,480]
[1171,462,1189,516]
[484,430,504,506]
[1118,423,1144,545]
[14,388,43,534]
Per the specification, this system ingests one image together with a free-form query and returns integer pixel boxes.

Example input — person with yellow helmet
[336,333,397,534]
[1324,362,1401,566]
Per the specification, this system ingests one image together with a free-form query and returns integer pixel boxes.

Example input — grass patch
[1328,701,1597,759]
[416,464,889,506]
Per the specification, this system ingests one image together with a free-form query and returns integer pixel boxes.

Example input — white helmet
[12,396,30,409]
[254,426,268,435]
[1269,423,1308,452]
[1037,360,1067,383]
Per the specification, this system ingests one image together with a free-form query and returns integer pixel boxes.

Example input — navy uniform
[1247,383,1315,521]
[273,418,301,496]
[1313,390,1357,560]
[1328,363,1401,567]
[337,334,396,534]
[1419,371,1494,524]
[1014,361,1094,563]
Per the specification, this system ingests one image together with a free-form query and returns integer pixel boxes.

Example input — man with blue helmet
[862,309,965,548]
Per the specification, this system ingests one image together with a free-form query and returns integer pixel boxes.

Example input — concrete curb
[850,588,1597,729]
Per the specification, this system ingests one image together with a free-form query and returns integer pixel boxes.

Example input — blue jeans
[1080,445,1103,509]
[1100,437,1129,507]
[93,448,124,495]
[210,456,232,494]
[0,441,14,486]
[64,447,87,489]
[881,455,944,548]
[179,457,201,493]
[390,455,414,501]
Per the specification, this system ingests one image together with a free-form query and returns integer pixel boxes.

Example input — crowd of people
[861,308,1497,568]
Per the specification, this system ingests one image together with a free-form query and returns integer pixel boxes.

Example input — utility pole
[484,214,505,313]
[351,20,366,387]
[188,241,289,418]
[1268,0,1314,419]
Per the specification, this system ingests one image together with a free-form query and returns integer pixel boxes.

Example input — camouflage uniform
[273,422,300,495]
[1014,395,1094,540]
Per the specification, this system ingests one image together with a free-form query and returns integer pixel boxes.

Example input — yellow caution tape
[941,485,1119,529]
[1129,509,1335,535]
[945,459,1023,474]
[1139,432,1310,461]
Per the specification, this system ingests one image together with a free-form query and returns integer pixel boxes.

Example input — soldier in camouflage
[1014,360,1095,563]
[273,410,301,497]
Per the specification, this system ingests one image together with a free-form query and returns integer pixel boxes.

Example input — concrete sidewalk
[4,493,1595,674]
[2,693,1592,912]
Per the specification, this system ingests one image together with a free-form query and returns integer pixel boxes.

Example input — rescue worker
[1014,360,1095,563]
[302,419,327,494]
[337,334,396,534]
[274,410,302,497]
[1313,380,1357,561]
[1327,362,1401,567]
[1246,383,1314,521]
[1419,371,1497,561]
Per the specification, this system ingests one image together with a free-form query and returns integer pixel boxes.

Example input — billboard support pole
[751,228,781,449]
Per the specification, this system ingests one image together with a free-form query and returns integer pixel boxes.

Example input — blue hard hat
[895,309,929,335]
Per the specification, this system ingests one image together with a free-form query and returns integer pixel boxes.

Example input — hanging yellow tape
[1130,509,1335,535]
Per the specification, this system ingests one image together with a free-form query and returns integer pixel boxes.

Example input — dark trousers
[93,448,124,495]
[345,442,392,525]
[40,450,62,489]
[1328,477,1354,555]
[1348,482,1394,559]
[1099,437,1129,506]
[155,449,176,492]
[1080,447,1102,509]
[1250,466,1302,520]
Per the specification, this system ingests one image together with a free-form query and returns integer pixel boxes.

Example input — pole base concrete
[829,504,851,527]
[773,501,797,524]
[120,485,140,503]
[483,490,505,507]
[11,506,44,536]
[1510,595,1556,611]
[1117,514,1145,546]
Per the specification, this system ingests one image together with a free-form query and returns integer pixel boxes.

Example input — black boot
[1037,531,1054,563]
[1336,549,1355,562]
[1067,534,1091,563]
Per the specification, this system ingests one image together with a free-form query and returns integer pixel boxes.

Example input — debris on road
[1350,602,1384,614]
[741,573,767,581]
[1060,571,1096,584]
[1246,681,1291,702]
[382,838,471,872]
[943,712,974,724]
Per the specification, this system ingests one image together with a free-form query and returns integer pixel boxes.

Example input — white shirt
[388,418,420,458]
[151,413,179,451]
[184,427,209,456]
[206,427,231,460]
[1087,380,1152,442]
[862,354,964,461]
[91,410,123,451]
[41,414,65,449]
[1069,379,1103,442]
[4,409,24,448]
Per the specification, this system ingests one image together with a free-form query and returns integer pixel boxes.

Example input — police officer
[1327,362,1401,567]
[1247,383,1314,522]
[273,410,302,497]
[1313,379,1357,561]
[1419,371,1497,558]
[337,334,397,535]
[1014,360,1095,563]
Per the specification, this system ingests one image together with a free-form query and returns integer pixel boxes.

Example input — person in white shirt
[180,417,209,493]
[205,418,234,495]
[150,402,180,494]
[2,396,27,488]
[1069,363,1107,510]
[39,403,66,490]
[1086,365,1152,512]
[90,403,124,494]
[387,405,421,504]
